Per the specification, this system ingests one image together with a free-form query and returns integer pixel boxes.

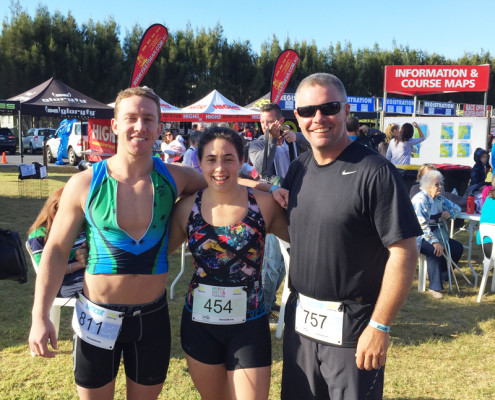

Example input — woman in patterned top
[169,126,289,400]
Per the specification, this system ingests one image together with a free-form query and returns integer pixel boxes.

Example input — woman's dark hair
[198,126,244,162]
[397,123,414,142]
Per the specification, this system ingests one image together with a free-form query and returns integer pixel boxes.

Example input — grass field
[0,166,494,399]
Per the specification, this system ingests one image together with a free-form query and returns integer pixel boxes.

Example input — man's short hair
[346,117,360,133]
[260,103,283,119]
[295,73,347,106]
[189,130,202,145]
[114,87,161,120]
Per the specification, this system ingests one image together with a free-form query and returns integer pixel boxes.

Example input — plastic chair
[477,223,495,302]
[417,254,427,292]
[276,238,291,339]
[25,241,76,338]
[170,241,191,299]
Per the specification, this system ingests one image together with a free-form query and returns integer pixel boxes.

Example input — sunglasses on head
[296,101,347,118]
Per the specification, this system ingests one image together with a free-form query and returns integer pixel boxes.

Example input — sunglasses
[296,101,347,118]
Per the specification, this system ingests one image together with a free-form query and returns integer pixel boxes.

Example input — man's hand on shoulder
[272,187,289,209]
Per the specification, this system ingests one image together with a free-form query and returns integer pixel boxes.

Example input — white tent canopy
[161,90,259,122]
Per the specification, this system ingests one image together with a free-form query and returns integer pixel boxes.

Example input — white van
[46,122,88,165]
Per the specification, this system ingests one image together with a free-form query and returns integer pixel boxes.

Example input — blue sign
[347,96,375,112]
[380,98,415,114]
[423,101,455,116]
[279,92,295,110]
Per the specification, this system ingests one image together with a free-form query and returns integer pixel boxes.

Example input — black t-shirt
[283,141,421,303]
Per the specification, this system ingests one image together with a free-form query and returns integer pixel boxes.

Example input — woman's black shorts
[181,307,271,371]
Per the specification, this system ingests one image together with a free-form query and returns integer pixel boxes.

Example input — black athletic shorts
[73,291,171,389]
[281,292,384,400]
[180,307,271,371]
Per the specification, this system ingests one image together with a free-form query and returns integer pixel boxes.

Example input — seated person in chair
[27,187,85,298]
[411,170,463,299]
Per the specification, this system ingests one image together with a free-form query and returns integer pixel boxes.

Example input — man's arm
[355,237,417,370]
[167,163,207,198]
[29,172,89,358]
[248,136,277,176]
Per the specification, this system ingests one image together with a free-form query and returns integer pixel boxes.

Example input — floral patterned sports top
[184,187,267,321]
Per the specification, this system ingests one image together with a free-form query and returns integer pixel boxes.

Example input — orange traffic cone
[1,152,6,164]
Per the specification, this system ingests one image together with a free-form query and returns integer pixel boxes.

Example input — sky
[4,0,495,60]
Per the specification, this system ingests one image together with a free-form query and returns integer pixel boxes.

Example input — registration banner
[384,65,490,96]
[88,119,115,162]
[129,24,168,88]
[270,50,299,104]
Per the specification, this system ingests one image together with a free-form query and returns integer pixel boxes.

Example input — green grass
[1,166,494,399]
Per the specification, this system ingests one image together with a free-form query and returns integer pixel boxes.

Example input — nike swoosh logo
[342,170,357,175]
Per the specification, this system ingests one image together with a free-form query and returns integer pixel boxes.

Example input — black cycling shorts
[73,292,171,389]
[180,307,271,371]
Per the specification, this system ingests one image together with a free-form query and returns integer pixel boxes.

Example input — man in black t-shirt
[274,73,422,400]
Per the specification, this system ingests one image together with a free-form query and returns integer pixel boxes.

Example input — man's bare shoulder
[165,163,206,197]
[63,168,93,206]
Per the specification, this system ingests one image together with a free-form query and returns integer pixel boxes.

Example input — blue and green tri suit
[74,157,177,389]
[84,157,177,275]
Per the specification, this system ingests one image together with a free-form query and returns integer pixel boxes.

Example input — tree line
[1,1,494,108]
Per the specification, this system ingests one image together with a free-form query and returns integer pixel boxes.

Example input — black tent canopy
[8,78,113,120]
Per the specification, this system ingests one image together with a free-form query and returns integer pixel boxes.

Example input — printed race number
[192,284,247,325]
[72,293,124,349]
[295,294,344,345]
[204,299,233,314]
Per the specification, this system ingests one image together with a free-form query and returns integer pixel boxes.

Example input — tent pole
[19,109,23,164]
[380,92,387,131]
[413,95,417,117]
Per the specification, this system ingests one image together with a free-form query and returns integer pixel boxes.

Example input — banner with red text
[463,103,492,117]
[384,65,490,96]
[129,24,168,87]
[88,119,115,162]
[270,50,299,104]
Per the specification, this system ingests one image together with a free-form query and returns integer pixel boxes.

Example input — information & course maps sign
[384,65,490,96]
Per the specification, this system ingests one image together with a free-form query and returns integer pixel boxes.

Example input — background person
[409,163,467,209]
[346,116,385,151]
[386,122,426,165]
[183,130,202,167]
[411,170,463,299]
[168,126,289,400]
[378,123,399,157]
[248,103,308,320]
[161,129,186,163]
[278,72,421,400]
[27,186,85,298]
[466,147,490,196]
[477,176,495,253]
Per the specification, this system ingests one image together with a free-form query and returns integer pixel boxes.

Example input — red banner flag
[88,119,115,162]
[384,65,490,96]
[129,24,168,88]
[270,50,299,104]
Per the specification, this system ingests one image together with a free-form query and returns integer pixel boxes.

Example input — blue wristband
[269,185,280,194]
[369,319,390,333]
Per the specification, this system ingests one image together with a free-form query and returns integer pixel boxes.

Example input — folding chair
[477,223,495,302]
[276,238,290,339]
[417,253,427,292]
[25,241,76,338]
[170,241,191,299]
